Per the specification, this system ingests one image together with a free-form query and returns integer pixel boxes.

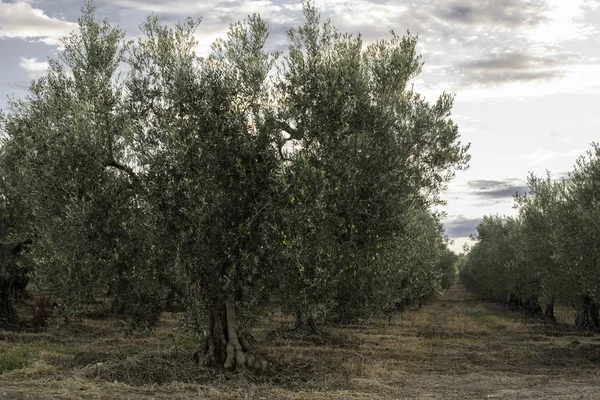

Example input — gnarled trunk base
[198,302,269,372]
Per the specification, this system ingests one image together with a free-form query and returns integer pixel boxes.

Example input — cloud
[19,57,48,79]
[461,52,569,71]
[3,0,599,104]
[526,0,599,43]
[115,0,298,54]
[433,0,547,28]
[456,51,585,85]
[288,0,600,95]
[114,0,297,24]
[300,0,547,35]
[0,1,77,45]
[443,215,482,238]
[112,0,217,14]
[402,1,600,94]
[378,0,550,51]
[466,179,529,199]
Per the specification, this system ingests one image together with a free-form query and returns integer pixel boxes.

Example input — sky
[1,0,600,253]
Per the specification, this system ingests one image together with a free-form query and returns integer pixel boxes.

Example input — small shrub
[0,346,35,373]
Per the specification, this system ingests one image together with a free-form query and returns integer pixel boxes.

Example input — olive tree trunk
[0,280,18,323]
[575,295,599,331]
[0,241,30,323]
[12,274,29,302]
[200,301,268,372]
[544,296,556,322]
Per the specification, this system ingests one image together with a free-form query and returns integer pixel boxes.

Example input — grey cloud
[443,215,481,238]
[468,70,563,85]
[390,0,548,49]
[467,179,529,199]
[2,0,594,108]
[462,52,565,71]
[435,0,547,28]
[456,51,583,85]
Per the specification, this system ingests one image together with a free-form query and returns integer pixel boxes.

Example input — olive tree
[514,173,568,320]
[0,3,157,325]
[460,215,520,304]
[555,145,600,329]
[438,248,459,291]
[126,13,281,369]
[462,145,600,329]
[274,2,470,324]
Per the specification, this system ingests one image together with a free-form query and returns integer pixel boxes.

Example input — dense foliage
[0,1,467,369]
[460,144,600,330]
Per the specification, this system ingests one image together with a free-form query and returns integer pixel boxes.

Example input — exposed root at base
[193,302,273,373]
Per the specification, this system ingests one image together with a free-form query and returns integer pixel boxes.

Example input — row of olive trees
[0,2,468,369]
[460,144,600,330]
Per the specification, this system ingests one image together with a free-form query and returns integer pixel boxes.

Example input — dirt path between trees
[1,282,599,399]
[374,282,600,399]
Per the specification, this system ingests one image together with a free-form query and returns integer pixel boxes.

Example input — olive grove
[460,144,600,330]
[0,1,468,370]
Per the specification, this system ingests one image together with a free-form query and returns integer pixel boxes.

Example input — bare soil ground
[1,282,600,399]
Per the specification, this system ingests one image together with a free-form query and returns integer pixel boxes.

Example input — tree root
[194,302,271,373]
[196,330,270,373]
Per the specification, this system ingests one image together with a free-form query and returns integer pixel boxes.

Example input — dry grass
[1,284,600,399]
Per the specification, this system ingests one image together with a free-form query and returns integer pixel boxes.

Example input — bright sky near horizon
[1,0,600,253]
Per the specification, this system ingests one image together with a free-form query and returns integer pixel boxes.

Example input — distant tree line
[460,144,600,330]
[0,1,468,370]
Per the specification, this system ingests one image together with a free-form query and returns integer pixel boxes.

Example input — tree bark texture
[200,301,268,372]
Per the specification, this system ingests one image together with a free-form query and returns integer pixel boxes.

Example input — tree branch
[106,159,138,182]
